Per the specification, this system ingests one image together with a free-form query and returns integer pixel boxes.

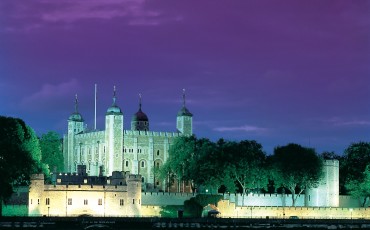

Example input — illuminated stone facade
[63,88,193,191]
[28,173,142,217]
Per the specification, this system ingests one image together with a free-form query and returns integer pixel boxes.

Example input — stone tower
[105,86,124,176]
[66,95,84,172]
[305,159,339,207]
[126,174,142,216]
[28,174,45,216]
[176,89,193,136]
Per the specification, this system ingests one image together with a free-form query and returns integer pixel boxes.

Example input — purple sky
[1,0,369,154]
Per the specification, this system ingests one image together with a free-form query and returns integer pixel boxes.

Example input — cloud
[0,0,177,33]
[21,79,79,110]
[326,117,370,127]
[214,125,268,133]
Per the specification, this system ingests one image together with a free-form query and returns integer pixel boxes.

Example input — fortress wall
[142,193,366,208]
[217,199,370,219]
[142,192,195,206]
[229,193,305,207]
[142,199,370,219]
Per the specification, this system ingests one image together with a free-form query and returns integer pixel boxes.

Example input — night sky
[1,0,369,154]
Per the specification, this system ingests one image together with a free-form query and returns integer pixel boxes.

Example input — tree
[271,143,323,206]
[222,140,268,195]
[0,116,45,216]
[190,138,231,193]
[346,165,370,207]
[39,131,64,172]
[320,151,341,160]
[342,142,370,201]
[158,136,197,192]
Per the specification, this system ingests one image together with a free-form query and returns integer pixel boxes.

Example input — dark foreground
[1,217,370,230]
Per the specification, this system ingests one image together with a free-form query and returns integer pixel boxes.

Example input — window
[38,199,40,205]
[120,199,124,206]
[98,198,102,205]
[125,161,129,167]
[142,177,145,183]
[68,198,72,205]
[139,199,141,205]
[46,198,50,205]
[156,181,159,186]
[30,199,32,205]
[156,162,160,168]
[84,199,88,205]
[141,161,145,168]
[132,199,135,204]
[157,150,159,156]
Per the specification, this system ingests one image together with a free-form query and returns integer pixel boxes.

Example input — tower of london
[63,87,193,191]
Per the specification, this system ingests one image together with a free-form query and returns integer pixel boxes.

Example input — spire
[139,93,142,111]
[112,85,117,106]
[177,89,193,117]
[75,94,79,113]
[182,88,186,108]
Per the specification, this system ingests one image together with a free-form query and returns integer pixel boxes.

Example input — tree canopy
[270,143,323,206]
[0,116,46,216]
[341,142,370,204]
[39,131,64,172]
[159,136,268,194]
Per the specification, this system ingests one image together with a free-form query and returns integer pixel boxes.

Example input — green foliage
[184,198,202,217]
[342,142,370,200]
[320,151,341,160]
[271,143,323,206]
[194,194,223,207]
[183,194,222,218]
[39,131,64,172]
[0,116,46,216]
[221,140,268,194]
[159,136,268,194]
[159,205,184,218]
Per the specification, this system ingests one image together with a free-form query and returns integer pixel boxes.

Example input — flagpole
[94,84,97,130]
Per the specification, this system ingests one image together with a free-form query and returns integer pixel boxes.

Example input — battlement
[44,184,128,192]
[323,159,339,167]
[124,130,180,137]
[127,174,142,182]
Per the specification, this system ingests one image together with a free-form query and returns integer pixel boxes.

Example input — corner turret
[105,86,124,176]
[176,89,193,136]
[131,94,149,131]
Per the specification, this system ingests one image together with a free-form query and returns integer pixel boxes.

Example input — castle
[63,87,193,191]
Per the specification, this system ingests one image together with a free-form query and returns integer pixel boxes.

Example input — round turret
[106,86,123,115]
[131,94,149,131]
[69,112,84,122]
[68,94,84,121]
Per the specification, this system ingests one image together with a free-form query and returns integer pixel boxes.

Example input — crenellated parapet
[124,130,181,137]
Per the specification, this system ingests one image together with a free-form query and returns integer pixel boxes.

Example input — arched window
[142,177,145,183]
[141,161,145,168]
[125,160,129,167]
